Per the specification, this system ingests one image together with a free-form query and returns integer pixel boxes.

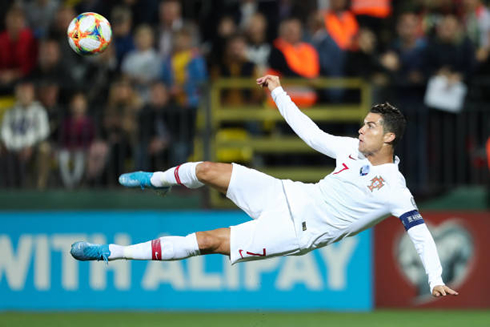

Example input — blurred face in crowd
[159,1,181,26]
[112,7,132,37]
[246,13,267,43]
[150,83,169,107]
[437,15,460,43]
[135,25,154,51]
[70,94,88,117]
[38,83,59,108]
[280,19,302,45]
[39,40,61,68]
[397,13,419,43]
[226,36,247,61]
[218,16,237,38]
[173,31,192,52]
[16,83,35,107]
[6,8,25,37]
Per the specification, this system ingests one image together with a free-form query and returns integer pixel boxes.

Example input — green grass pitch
[0,310,489,327]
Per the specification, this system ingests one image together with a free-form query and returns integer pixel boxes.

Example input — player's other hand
[432,285,459,298]
[257,75,281,92]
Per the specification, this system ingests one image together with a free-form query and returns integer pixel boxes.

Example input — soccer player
[71,75,458,298]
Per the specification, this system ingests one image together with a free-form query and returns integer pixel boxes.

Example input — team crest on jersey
[368,176,385,192]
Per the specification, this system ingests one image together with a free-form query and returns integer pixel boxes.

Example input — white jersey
[272,87,444,292]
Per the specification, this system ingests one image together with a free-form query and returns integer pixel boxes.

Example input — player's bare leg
[70,227,230,262]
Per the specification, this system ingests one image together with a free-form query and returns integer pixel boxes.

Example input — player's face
[358,113,389,156]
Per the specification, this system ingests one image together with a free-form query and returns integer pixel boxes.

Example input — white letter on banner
[319,237,358,290]
[0,235,33,290]
[188,256,222,290]
[90,234,131,290]
[35,235,50,290]
[276,254,323,290]
[52,234,85,290]
[244,258,280,291]
[142,261,186,290]
[223,256,239,290]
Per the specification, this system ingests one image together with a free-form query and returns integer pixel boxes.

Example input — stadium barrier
[0,211,372,311]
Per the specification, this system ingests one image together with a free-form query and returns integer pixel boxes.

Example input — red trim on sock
[174,165,187,188]
[151,239,162,260]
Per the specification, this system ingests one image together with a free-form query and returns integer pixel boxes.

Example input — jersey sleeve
[271,86,358,158]
[390,185,444,293]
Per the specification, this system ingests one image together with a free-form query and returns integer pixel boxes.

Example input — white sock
[150,162,204,189]
[108,233,201,261]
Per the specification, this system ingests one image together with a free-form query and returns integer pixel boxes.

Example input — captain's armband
[399,210,425,231]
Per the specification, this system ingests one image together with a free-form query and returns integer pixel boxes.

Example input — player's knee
[196,161,216,183]
[196,231,221,253]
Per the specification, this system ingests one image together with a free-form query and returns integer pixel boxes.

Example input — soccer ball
[67,12,112,56]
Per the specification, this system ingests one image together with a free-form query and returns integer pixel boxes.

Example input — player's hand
[256,75,281,92]
[432,285,459,297]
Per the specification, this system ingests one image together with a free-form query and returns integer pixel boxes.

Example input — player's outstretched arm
[432,285,459,298]
[256,75,352,158]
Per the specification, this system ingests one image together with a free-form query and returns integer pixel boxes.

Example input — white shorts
[226,164,301,264]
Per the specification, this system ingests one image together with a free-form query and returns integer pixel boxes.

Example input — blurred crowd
[0,0,489,190]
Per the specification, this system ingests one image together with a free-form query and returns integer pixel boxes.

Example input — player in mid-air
[71,75,458,298]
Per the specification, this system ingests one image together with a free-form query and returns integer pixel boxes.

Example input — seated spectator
[0,81,50,188]
[0,6,37,91]
[245,13,271,75]
[121,24,161,103]
[204,15,237,67]
[111,5,135,68]
[37,80,62,145]
[58,93,95,189]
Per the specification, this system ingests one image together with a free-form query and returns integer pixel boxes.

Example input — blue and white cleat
[70,241,111,263]
[119,171,171,196]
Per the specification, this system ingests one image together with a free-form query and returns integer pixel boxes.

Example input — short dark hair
[369,102,406,147]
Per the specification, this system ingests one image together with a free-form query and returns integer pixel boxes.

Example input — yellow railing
[201,77,371,207]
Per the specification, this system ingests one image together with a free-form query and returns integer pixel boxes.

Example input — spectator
[47,6,80,73]
[323,0,359,51]
[102,79,142,183]
[161,27,207,162]
[136,82,171,170]
[0,6,37,90]
[351,0,392,43]
[121,24,161,102]
[211,34,260,106]
[461,0,490,64]
[84,45,118,106]
[37,80,62,145]
[0,81,50,188]
[157,0,198,60]
[425,14,475,83]
[110,5,135,67]
[244,13,271,75]
[161,27,207,109]
[22,0,60,38]
[58,93,95,189]
[29,38,74,96]
[269,18,320,106]
[380,12,429,192]
[205,15,237,67]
